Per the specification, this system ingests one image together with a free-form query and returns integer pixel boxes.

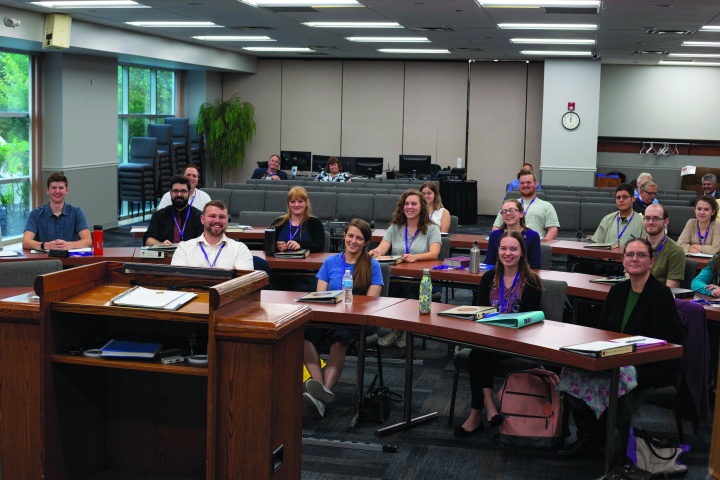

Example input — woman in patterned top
[314,156,352,182]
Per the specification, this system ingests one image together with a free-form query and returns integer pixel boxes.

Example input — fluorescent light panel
[194,36,275,41]
[499,23,596,30]
[377,48,450,54]
[243,47,315,51]
[510,38,594,44]
[670,53,720,58]
[346,37,429,43]
[521,50,592,56]
[683,41,720,47]
[126,21,218,27]
[31,0,148,7]
[304,22,401,28]
[659,60,720,66]
[700,26,720,32]
[240,0,361,6]
[479,0,599,6]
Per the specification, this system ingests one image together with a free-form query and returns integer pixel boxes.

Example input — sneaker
[396,331,407,348]
[378,330,400,347]
[303,392,325,418]
[305,378,335,404]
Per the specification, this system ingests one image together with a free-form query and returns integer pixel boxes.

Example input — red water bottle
[93,225,104,255]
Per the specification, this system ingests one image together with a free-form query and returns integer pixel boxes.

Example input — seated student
[251,154,287,181]
[157,164,211,212]
[493,171,559,240]
[370,190,441,348]
[692,253,720,297]
[507,163,542,192]
[678,195,720,255]
[485,199,541,269]
[302,219,383,418]
[591,183,645,247]
[455,230,543,437]
[689,174,720,206]
[643,204,684,288]
[143,175,204,246]
[23,172,92,250]
[171,200,253,270]
[632,179,659,216]
[420,181,451,233]
[556,238,681,458]
[314,156,351,183]
[270,186,325,253]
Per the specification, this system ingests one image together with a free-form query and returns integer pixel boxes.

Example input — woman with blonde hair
[271,186,325,253]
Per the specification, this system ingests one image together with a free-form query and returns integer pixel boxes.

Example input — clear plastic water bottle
[419,268,432,314]
[342,269,353,305]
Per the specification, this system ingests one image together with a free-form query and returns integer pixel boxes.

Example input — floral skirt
[557,366,638,418]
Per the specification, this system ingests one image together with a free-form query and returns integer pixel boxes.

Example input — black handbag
[360,373,402,423]
[598,464,653,480]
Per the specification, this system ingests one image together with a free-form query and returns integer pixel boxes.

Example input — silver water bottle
[469,240,480,274]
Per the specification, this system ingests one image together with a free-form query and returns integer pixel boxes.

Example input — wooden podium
[0,262,310,480]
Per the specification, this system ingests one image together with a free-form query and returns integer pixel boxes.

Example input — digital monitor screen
[399,155,432,175]
[339,157,356,175]
[312,154,331,172]
[355,157,384,177]
[280,151,311,171]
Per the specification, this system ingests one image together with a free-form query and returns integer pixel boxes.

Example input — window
[0,52,32,240]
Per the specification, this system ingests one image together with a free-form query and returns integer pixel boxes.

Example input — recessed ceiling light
[669,53,720,58]
[479,0,599,6]
[377,48,450,54]
[659,60,720,66]
[303,22,401,28]
[683,41,720,47]
[346,37,429,42]
[510,38,594,44]
[31,0,148,7]
[700,26,720,31]
[239,0,361,6]
[126,21,218,27]
[243,46,315,52]
[521,50,592,56]
[499,23,596,30]
[194,36,275,41]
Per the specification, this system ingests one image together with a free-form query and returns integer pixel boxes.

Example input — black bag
[597,464,653,480]
[360,373,402,423]
[48,249,69,258]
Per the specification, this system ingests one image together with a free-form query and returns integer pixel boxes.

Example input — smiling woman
[270,186,325,253]
[677,195,720,254]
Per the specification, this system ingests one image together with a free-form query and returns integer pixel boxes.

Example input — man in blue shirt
[251,154,287,180]
[22,172,91,250]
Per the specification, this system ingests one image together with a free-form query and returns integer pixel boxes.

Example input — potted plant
[196,95,256,184]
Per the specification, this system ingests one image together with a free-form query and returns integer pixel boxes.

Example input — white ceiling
[3,0,720,65]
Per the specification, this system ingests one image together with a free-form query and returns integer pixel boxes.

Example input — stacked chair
[146,123,174,195]
[188,124,205,186]
[165,117,191,175]
[118,137,158,219]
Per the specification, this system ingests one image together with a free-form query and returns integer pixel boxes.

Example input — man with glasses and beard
[143,175,204,246]
[643,203,684,288]
[172,200,253,270]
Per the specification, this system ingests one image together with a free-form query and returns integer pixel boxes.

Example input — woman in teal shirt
[691,255,720,297]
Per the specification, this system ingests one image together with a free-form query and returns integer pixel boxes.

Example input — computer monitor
[280,151,311,171]
[399,154,432,175]
[312,154,331,173]
[339,156,356,175]
[355,157,384,177]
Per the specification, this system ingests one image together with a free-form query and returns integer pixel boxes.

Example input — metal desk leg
[604,367,620,473]
[374,332,439,437]
[349,325,367,428]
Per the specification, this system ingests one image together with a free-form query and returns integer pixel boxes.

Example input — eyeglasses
[615,195,631,200]
[171,189,189,195]
[643,216,665,223]
[642,190,657,196]
[624,252,650,260]
[500,208,519,215]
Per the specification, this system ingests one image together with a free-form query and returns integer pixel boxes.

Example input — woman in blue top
[692,254,720,297]
[303,219,384,418]
[485,199,542,269]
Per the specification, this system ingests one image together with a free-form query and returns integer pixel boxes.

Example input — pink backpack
[497,368,564,448]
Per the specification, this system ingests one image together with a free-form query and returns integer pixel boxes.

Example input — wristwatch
[40,242,45,250]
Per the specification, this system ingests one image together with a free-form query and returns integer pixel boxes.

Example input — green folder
[475,310,545,329]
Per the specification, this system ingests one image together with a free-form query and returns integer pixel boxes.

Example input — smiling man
[171,200,253,270]
[643,203,685,288]
[251,154,287,181]
[690,173,720,206]
[633,179,659,215]
[143,175,204,246]
[493,171,559,239]
[591,183,645,246]
[23,172,92,250]
[156,164,210,212]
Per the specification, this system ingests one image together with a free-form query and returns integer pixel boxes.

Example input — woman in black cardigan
[557,237,682,458]
[270,186,325,253]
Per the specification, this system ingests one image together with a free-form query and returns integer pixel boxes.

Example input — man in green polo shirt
[643,203,684,288]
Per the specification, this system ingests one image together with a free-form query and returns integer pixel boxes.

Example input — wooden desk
[0,245,137,266]
[367,299,683,474]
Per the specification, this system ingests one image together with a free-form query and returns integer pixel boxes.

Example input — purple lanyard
[173,207,192,241]
[521,197,536,214]
[697,221,710,245]
[498,272,519,313]
[199,242,226,267]
[405,225,419,254]
[654,235,668,257]
[289,221,300,241]
[616,213,634,242]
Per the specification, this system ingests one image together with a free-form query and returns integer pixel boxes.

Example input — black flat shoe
[488,414,504,427]
[453,423,484,437]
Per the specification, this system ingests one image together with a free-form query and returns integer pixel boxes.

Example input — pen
[624,338,645,344]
